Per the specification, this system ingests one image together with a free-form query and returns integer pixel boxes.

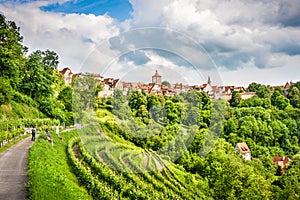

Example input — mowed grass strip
[27,131,91,200]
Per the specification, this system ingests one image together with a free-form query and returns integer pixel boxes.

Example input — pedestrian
[31,126,36,141]
[56,125,59,135]
[45,129,53,145]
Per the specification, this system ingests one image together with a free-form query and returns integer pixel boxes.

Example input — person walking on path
[31,126,36,141]
[45,129,53,145]
[56,125,59,135]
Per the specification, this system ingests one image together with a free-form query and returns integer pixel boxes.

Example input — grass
[27,131,91,200]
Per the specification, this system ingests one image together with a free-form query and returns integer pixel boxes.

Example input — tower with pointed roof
[207,76,211,85]
[152,70,162,84]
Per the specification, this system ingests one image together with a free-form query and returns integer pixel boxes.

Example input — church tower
[152,70,162,84]
[207,76,211,85]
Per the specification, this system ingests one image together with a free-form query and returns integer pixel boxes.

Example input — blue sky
[1,0,300,86]
[41,0,133,21]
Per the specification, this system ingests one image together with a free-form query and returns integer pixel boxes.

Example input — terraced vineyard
[67,127,209,199]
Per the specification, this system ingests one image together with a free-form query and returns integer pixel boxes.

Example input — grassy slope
[27,131,91,200]
[0,101,42,119]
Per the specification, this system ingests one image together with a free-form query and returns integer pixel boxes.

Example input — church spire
[208,76,211,85]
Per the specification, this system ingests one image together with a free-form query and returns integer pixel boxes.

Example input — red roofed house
[273,156,290,174]
[60,67,73,86]
[149,83,162,95]
[284,82,291,97]
[98,78,123,97]
[235,142,251,161]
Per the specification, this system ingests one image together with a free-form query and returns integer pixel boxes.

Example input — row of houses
[98,71,257,100]
[59,67,292,100]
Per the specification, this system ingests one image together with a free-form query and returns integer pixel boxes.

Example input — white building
[235,142,251,161]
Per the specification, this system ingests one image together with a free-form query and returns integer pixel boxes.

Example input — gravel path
[0,136,34,200]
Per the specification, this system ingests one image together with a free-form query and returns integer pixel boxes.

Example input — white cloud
[0,1,119,72]
[126,0,300,86]
[220,54,300,86]
[99,48,222,86]
[129,0,173,27]
[1,0,299,86]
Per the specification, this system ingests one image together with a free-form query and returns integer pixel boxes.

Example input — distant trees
[229,91,242,107]
[177,139,273,199]
[165,100,181,124]
[247,82,272,98]
[288,86,300,108]
[111,89,131,120]
[277,154,300,199]
[271,87,290,110]
[162,81,171,87]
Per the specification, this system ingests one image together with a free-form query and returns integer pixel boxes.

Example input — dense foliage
[0,14,73,125]
[90,84,300,199]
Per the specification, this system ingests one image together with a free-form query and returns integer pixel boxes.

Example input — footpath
[0,136,34,200]
[0,126,77,199]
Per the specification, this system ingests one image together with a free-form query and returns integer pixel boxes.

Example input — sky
[0,0,300,86]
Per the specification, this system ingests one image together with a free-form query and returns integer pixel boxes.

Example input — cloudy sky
[1,0,300,86]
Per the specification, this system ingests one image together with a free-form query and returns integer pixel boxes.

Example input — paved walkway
[0,136,33,200]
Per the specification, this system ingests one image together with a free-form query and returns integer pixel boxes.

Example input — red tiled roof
[273,156,290,165]
[60,67,72,75]
[201,84,208,89]
[152,70,161,77]
[236,142,251,153]
[284,82,291,89]
[273,156,290,173]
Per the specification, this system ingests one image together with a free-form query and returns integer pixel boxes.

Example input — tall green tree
[278,154,300,199]
[40,50,59,69]
[0,14,26,88]
[111,89,131,119]
[128,91,147,111]
[165,100,181,124]
[19,51,55,99]
[73,74,98,111]
[162,81,171,87]
[57,86,73,112]
[271,88,290,110]
[247,82,271,98]
[230,91,242,107]
[0,77,13,104]
[287,87,300,108]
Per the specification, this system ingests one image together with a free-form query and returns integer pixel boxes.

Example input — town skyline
[61,67,292,101]
[61,66,295,88]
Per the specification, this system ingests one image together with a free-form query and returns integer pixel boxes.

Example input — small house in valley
[235,142,251,161]
[273,156,290,174]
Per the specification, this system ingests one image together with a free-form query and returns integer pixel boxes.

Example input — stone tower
[152,70,162,84]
